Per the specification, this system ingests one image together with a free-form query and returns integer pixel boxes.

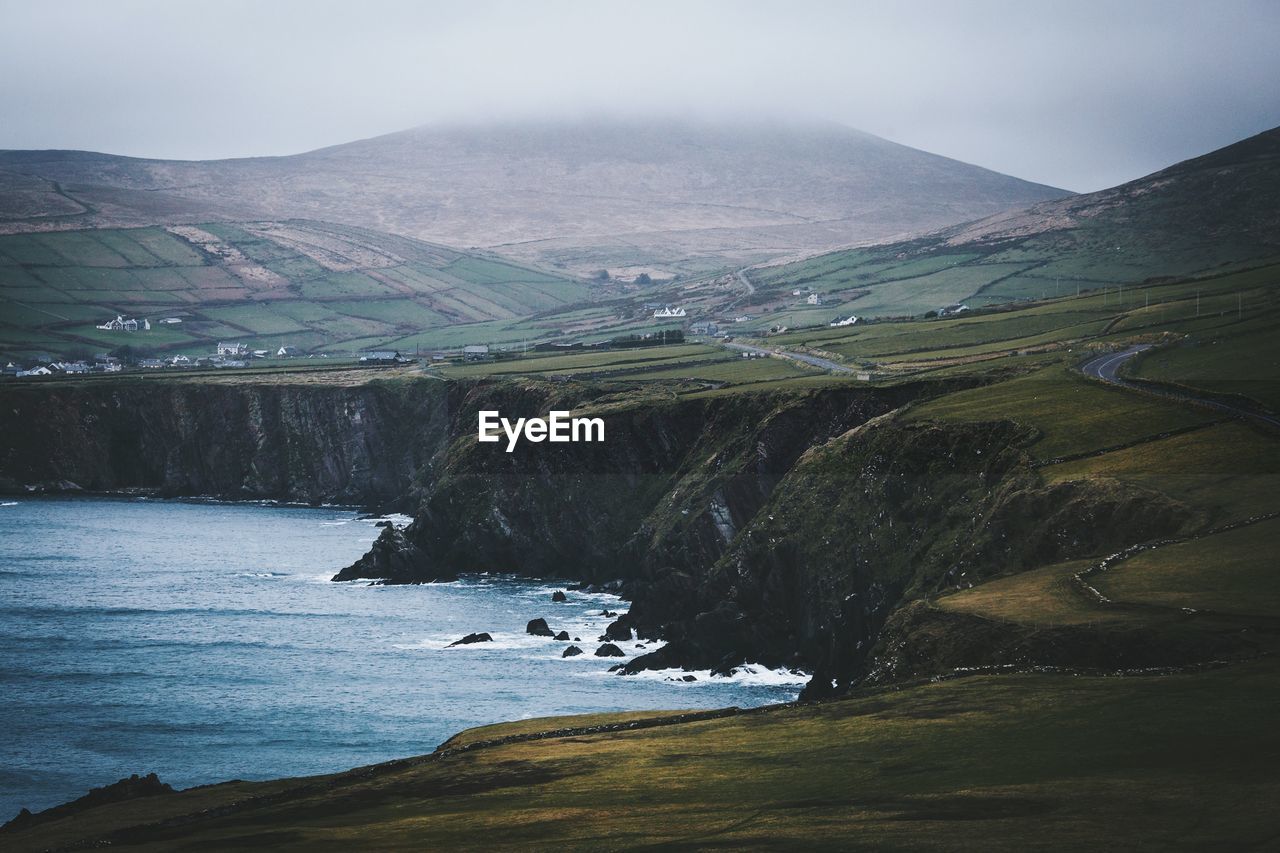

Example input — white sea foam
[359,513,413,526]
[0,501,17,507]
[613,663,810,688]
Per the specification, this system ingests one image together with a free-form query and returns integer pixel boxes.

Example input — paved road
[1079,345,1280,430]
[725,342,853,374]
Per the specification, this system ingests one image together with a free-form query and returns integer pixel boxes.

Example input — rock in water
[595,643,625,657]
[562,645,584,657]
[554,631,570,641]
[447,632,493,647]
[526,618,554,637]
[552,590,568,602]
[331,525,443,583]
[604,620,633,641]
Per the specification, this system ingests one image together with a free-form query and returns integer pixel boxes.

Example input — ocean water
[0,497,804,818]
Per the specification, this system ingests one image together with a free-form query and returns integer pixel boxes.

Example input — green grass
[11,664,1280,851]
[1042,421,1280,524]
[936,559,1132,626]
[0,223,593,357]
[904,364,1217,460]
[1131,324,1280,412]
[1096,517,1280,617]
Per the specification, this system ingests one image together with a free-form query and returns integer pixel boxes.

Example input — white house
[168,355,191,366]
[92,315,141,331]
[277,345,301,358]
[217,342,248,357]
[806,293,824,306]
[462,345,490,361]
[829,315,858,327]
[652,306,686,319]
[939,303,970,317]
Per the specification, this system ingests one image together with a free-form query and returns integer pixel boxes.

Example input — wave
[613,663,810,688]
[358,513,413,526]
[0,501,17,507]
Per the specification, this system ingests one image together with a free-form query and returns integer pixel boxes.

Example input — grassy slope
[9,257,1280,849]
[0,221,598,357]
[745,126,1280,325]
[10,665,1280,851]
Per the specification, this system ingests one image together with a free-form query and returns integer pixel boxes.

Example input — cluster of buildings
[5,356,122,377]
[2,341,323,379]
[96,315,151,332]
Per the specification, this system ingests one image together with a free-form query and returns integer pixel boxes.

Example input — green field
[0,222,597,358]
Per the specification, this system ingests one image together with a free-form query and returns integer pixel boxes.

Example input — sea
[0,496,805,818]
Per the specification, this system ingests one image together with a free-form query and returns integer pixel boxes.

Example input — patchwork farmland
[0,221,597,358]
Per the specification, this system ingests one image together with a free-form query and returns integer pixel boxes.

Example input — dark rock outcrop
[332,526,439,584]
[526,618,554,637]
[562,645,584,657]
[554,631,570,641]
[595,643,626,657]
[0,376,455,505]
[1,773,173,835]
[552,590,567,602]
[447,632,493,647]
[604,621,633,641]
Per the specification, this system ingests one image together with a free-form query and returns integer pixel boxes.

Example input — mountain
[0,119,1069,276]
[747,125,1280,320]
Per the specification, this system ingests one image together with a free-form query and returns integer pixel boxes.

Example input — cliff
[2,373,1200,694]
[0,376,452,506]
[328,377,1195,692]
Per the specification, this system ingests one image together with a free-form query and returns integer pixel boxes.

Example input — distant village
[4,297,972,379]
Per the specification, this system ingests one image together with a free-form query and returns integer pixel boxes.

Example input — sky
[1,0,1277,191]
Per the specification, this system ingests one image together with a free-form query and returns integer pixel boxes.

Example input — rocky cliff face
[617,419,1196,697]
[0,377,452,506]
[325,377,1194,692]
[3,373,1198,694]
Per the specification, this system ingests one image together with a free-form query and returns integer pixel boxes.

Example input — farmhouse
[829,315,858,327]
[652,306,686,318]
[806,293,824,305]
[939,303,970,316]
[689,321,720,336]
[463,345,491,361]
[277,346,301,358]
[217,342,249,357]
[359,350,403,365]
[96,315,145,332]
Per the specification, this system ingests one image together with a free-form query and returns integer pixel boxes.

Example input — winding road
[725,342,853,374]
[1079,345,1280,430]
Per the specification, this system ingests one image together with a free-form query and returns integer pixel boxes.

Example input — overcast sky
[1,0,1277,191]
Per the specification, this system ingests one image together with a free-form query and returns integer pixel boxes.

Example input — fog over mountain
[0,118,1067,276]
